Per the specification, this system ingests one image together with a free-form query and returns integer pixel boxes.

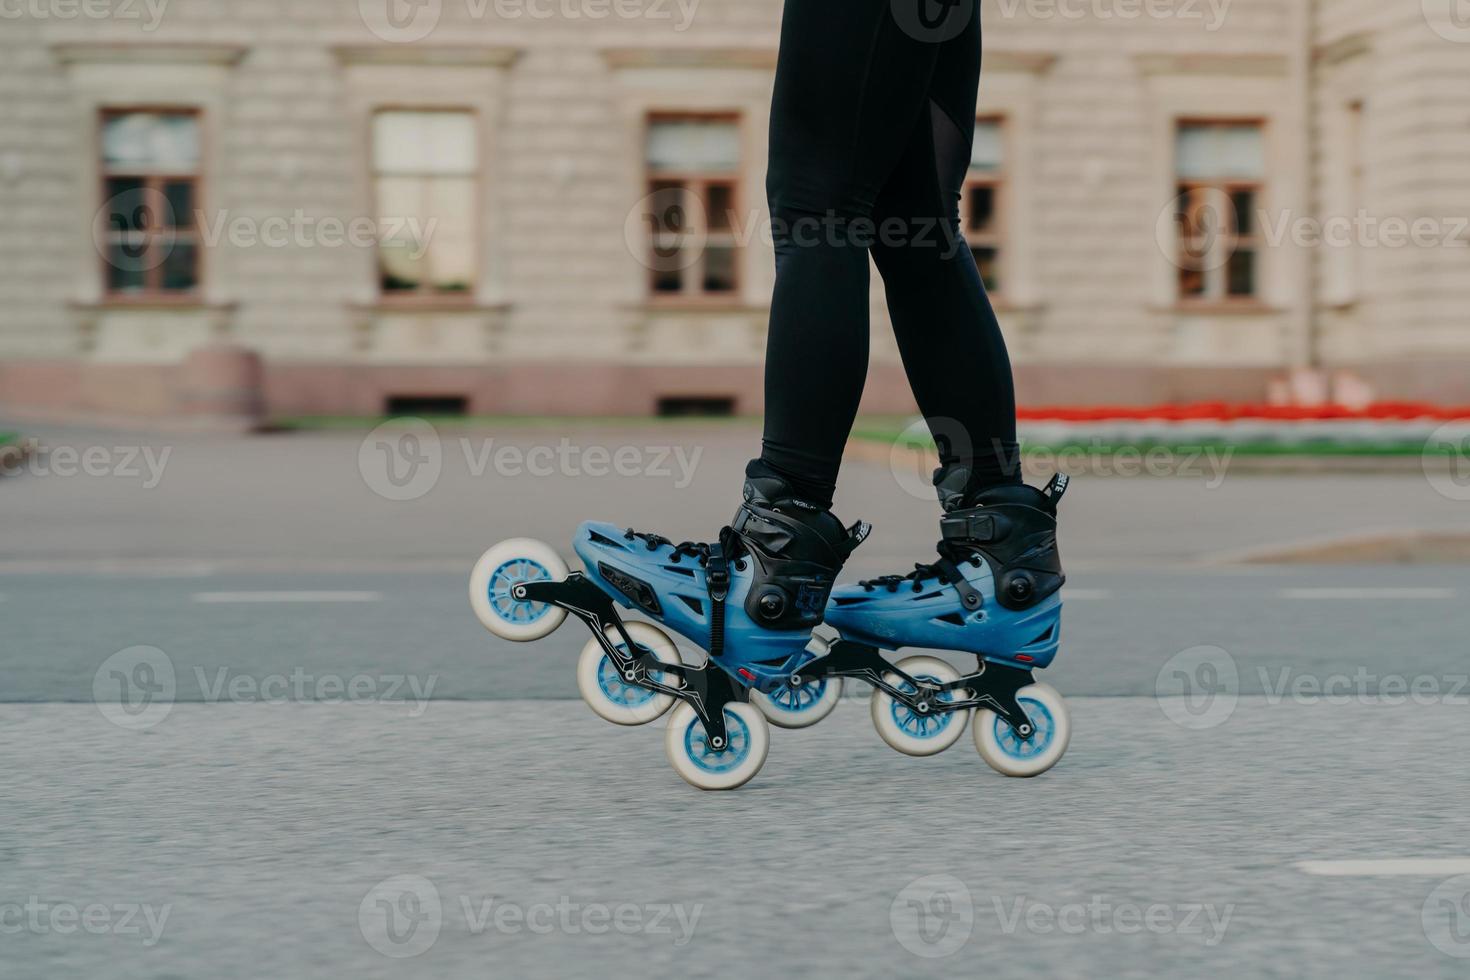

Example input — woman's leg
[870,7,1023,494]
[757,0,941,508]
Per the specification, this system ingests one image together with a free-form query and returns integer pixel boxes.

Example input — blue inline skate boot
[774,467,1072,777]
[469,464,868,789]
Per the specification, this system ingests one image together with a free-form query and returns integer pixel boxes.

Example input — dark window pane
[971,246,999,292]
[1230,190,1254,235]
[703,246,736,292]
[651,267,683,293]
[106,244,147,292]
[706,183,734,232]
[103,178,148,233]
[164,181,194,228]
[1227,248,1255,296]
[968,185,996,232]
[161,239,198,291]
[647,181,689,235]
[1179,187,1218,239]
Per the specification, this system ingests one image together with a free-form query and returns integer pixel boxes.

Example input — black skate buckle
[941,513,997,543]
[705,543,730,601]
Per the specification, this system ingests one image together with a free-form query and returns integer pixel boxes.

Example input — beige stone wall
[0,0,1465,417]
[1312,0,1470,367]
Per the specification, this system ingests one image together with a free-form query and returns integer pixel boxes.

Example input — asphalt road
[2,565,1468,703]
[2,424,1468,977]
[3,701,1469,979]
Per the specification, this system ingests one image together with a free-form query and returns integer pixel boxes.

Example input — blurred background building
[0,0,1466,425]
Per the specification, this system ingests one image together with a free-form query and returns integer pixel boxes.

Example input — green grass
[0,432,16,447]
[851,428,1450,458]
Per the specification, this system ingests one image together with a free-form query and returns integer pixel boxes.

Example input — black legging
[757,0,1020,509]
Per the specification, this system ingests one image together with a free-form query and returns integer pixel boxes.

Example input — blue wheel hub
[767,678,829,714]
[683,710,751,773]
[488,558,553,624]
[890,675,958,739]
[596,645,664,708]
[993,696,1055,759]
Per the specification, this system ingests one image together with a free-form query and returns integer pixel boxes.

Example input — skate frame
[793,641,1038,740]
[516,572,1038,751]
[516,574,743,750]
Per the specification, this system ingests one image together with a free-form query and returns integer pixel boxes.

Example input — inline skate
[469,464,867,790]
[775,469,1072,776]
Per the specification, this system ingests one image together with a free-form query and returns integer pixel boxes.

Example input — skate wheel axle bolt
[711,736,725,749]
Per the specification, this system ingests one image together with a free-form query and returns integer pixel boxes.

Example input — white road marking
[1295,859,1470,877]
[192,591,383,604]
[1062,589,1111,601]
[1279,587,1456,600]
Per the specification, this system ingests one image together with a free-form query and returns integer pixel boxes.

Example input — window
[99,110,201,296]
[373,110,478,297]
[1174,121,1265,303]
[963,117,1005,293]
[644,114,741,298]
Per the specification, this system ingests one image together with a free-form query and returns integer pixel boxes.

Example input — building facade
[0,0,1467,423]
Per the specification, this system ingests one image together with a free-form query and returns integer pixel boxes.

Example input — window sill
[353,298,511,314]
[634,298,764,314]
[1161,301,1281,316]
[72,297,236,313]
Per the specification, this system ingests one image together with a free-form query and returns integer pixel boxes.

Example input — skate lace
[623,528,745,566]
[859,541,981,594]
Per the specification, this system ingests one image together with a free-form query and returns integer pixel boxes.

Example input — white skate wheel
[751,675,843,729]
[576,621,684,726]
[664,701,769,791]
[974,682,1070,777]
[468,539,569,641]
[870,655,970,757]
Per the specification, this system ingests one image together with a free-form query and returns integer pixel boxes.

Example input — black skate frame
[516,574,1037,752]
[788,641,1038,740]
[517,574,745,750]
